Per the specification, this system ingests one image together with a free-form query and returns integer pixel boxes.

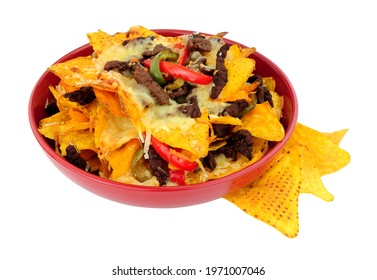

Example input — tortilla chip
[151,119,209,160]
[322,129,349,145]
[218,57,255,102]
[108,138,141,180]
[209,115,243,126]
[284,124,350,201]
[290,123,350,175]
[237,102,285,141]
[94,103,139,159]
[225,148,302,238]
[87,30,127,54]
[49,56,98,87]
[58,130,96,156]
[94,88,127,117]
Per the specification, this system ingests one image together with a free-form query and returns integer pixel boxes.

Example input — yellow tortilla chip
[237,102,285,141]
[38,110,90,140]
[225,148,302,238]
[87,30,127,54]
[108,138,141,180]
[209,115,243,126]
[94,88,127,117]
[218,57,255,102]
[290,123,350,175]
[151,120,209,160]
[59,130,96,156]
[284,124,350,201]
[49,56,98,87]
[322,129,349,145]
[94,103,139,159]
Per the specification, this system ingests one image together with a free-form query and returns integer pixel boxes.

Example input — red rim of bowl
[28,29,298,195]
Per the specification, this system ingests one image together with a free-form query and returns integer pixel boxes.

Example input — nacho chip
[290,123,350,175]
[150,119,210,160]
[49,55,98,87]
[209,115,243,126]
[87,30,127,54]
[218,57,255,102]
[58,130,96,157]
[322,129,349,145]
[94,88,127,117]
[94,103,139,159]
[108,138,141,180]
[237,101,285,141]
[225,148,302,238]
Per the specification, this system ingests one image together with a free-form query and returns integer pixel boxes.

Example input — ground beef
[256,86,274,107]
[210,44,230,99]
[222,99,249,117]
[45,97,59,116]
[212,124,231,138]
[65,145,87,170]
[226,129,253,160]
[64,87,96,105]
[142,44,167,58]
[177,96,201,118]
[148,146,169,186]
[187,35,212,52]
[169,82,194,102]
[201,151,217,171]
[132,63,170,105]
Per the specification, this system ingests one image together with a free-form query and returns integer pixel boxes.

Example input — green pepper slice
[150,49,178,85]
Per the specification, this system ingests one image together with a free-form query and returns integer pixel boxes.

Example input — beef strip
[64,87,96,105]
[148,146,169,186]
[210,44,230,99]
[132,63,170,105]
[104,60,132,72]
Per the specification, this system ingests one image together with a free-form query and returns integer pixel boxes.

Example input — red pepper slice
[143,59,212,85]
[149,135,198,172]
[169,169,186,185]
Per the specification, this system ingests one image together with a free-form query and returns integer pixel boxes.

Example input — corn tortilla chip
[225,148,302,238]
[49,56,98,87]
[237,102,285,141]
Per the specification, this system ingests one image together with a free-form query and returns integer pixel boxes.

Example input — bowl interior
[28,29,298,207]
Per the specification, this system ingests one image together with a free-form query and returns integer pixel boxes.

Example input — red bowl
[28,29,298,208]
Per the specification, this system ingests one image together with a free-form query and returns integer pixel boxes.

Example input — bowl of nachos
[29,26,298,207]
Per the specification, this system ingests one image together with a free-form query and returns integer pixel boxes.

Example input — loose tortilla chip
[290,123,350,175]
[237,101,285,141]
[225,148,302,238]
[322,129,349,145]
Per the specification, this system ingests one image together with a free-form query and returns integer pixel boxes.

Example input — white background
[1,0,376,279]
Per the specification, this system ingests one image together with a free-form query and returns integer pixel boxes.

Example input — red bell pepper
[169,169,186,185]
[149,135,198,172]
[143,59,213,85]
